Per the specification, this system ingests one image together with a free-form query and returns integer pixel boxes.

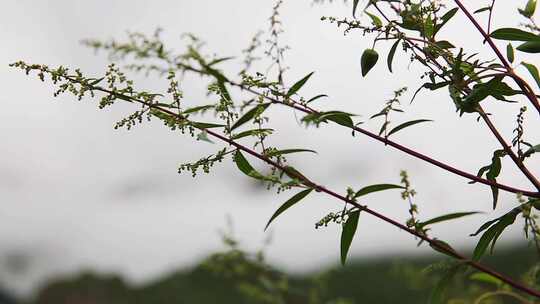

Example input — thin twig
[176,62,540,198]
[60,75,540,298]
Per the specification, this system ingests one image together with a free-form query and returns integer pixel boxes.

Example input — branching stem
[453,0,540,115]
[60,74,540,297]
[176,62,540,198]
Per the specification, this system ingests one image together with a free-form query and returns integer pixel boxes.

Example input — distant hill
[25,245,537,304]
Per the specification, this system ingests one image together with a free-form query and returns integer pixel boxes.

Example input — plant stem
[64,76,540,298]
[453,0,540,115]
[479,108,540,191]
[175,62,540,198]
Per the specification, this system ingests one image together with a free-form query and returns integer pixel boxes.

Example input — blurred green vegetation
[15,244,536,304]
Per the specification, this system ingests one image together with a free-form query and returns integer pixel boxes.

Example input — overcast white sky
[1,0,539,298]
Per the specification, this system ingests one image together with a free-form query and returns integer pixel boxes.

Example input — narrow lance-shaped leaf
[341,210,360,265]
[265,189,313,231]
[183,104,215,115]
[434,7,459,35]
[469,217,501,236]
[523,144,540,159]
[522,62,540,90]
[208,56,235,66]
[354,184,404,198]
[387,39,400,73]
[490,28,540,41]
[266,149,317,158]
[468,165,490,184]
[306,94,328,104]
[286,72,314,98]
[231,128,274,140]
[325,112,355,128]
[88,77,105,86]
[517,41,540,53]
[486,150,504,209]
[230,103,270,131]
[419,212,481,228]
[365,11,382,27]
[473,7,491,14]
[472,222,500,261]
[434,41,455,49]
[234,150,266,180]
[472,209,519,261]
[387,119,433,137]
[191,122,226,129]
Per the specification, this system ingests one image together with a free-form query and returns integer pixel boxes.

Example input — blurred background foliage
[0,241,535,304]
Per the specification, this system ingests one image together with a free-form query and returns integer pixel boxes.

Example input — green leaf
[265,189,313,231]
[387,39,400,73]
[191,122,226,129]
[423,15,434,39]
[352,0,360,18]
[88,77,105,86]
[233,150,267,181]
[519,0,537,18]
[301,111,356,128]
[208,56,235,66]
[183,104,215,114]
[341,210,360,265]
[325,112,355,128]
[230,103,271,131]
[473,225,497,261]
[387,119,433,137]
[231,128,274,140]
[472,210,519,261]
[420,212,481,228]
[116,95,135,103]
[530,199,540,212]
[365,11,382,27]
[434,40,455,49]
[523,144,540,158]
[354,184,404,198]
[468,165,491,184]
[490,28,540,41]
[474,7,491,14]
[458,77,516,112]
[266,149,317,157]
[469,273,503,287]
[522,62,540,90]
[306,94,328,103]
[434,7,459,35]
[517,40,540,53]
[485,150,504,209]
[202,64,232,101]
[506,43,515,63]
[286,72,314,98]
[470,217,500,236]
[441,7,459,22]
[361,49,379,77]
